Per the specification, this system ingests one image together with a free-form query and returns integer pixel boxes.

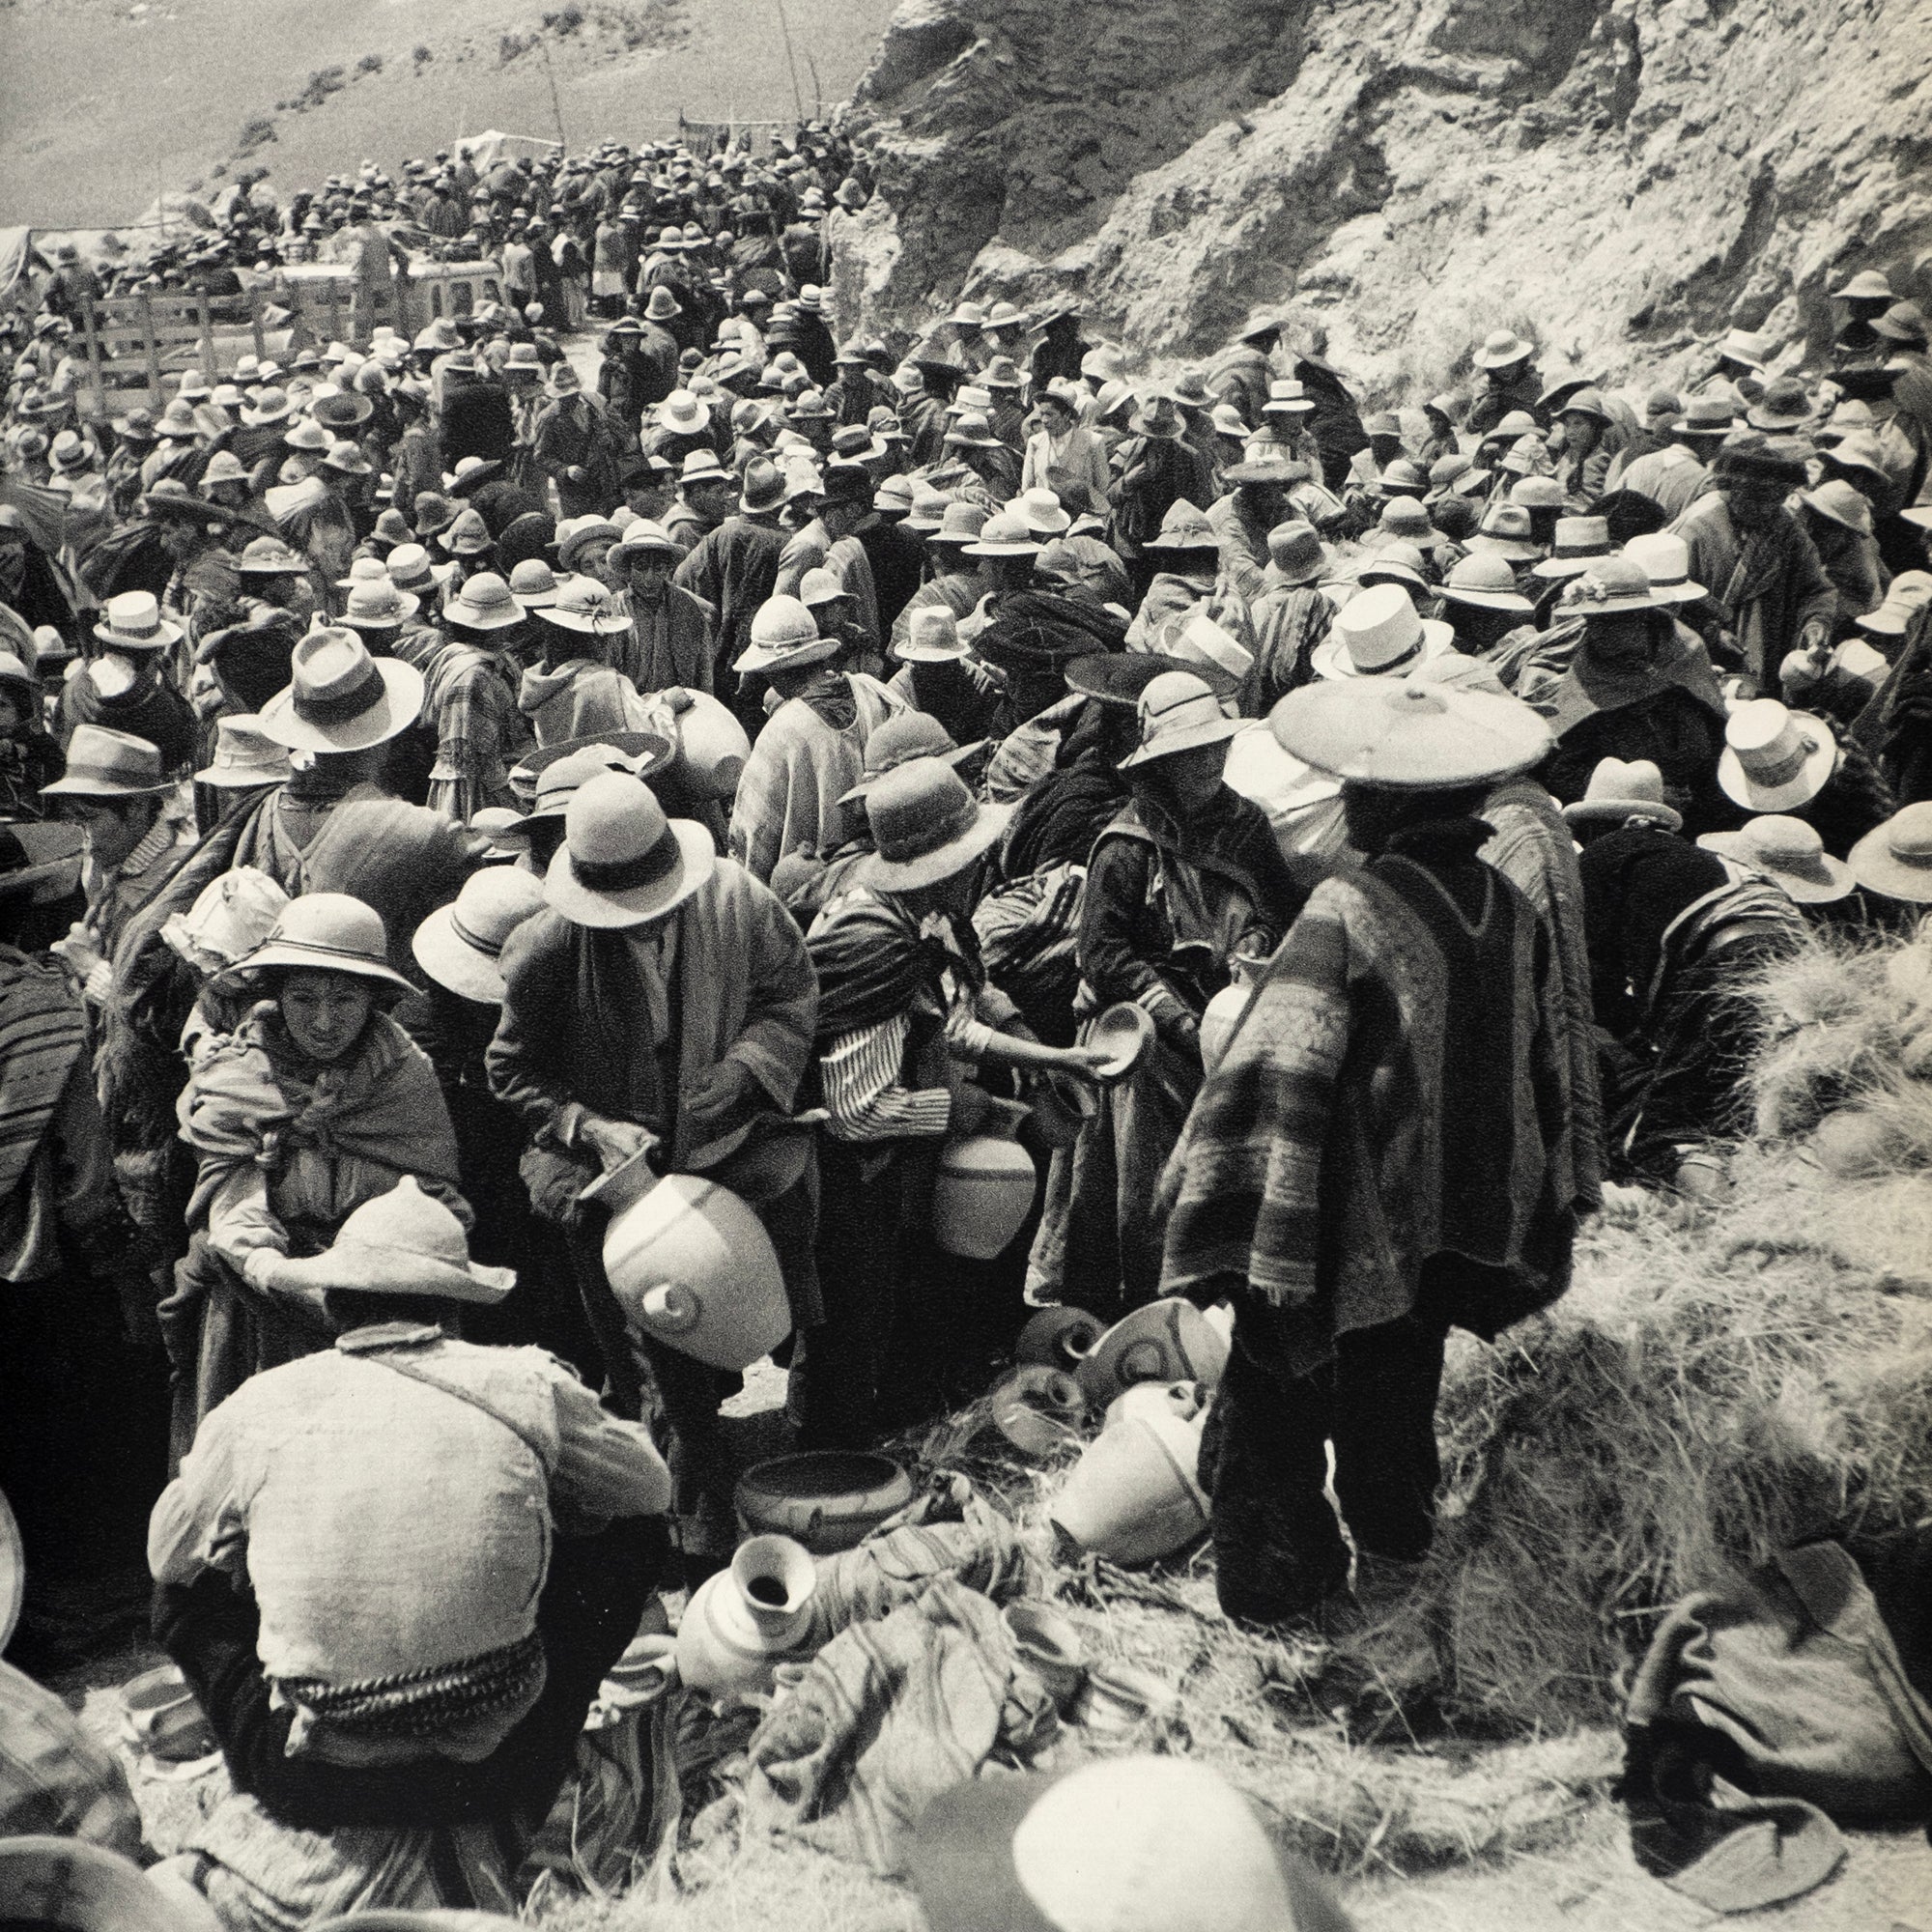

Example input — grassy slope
[0,0,895,230]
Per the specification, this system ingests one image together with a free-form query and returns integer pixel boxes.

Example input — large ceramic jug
[586,1149,791,1369]
[672,690,752,801]
[1015,1305,1105,1374]
[933,1096,1037,1260]
[674,1534,819,1698]
[1074,1297,1231,1410]
[1048,1407,1209,1567]
[1199,957,1259,1076]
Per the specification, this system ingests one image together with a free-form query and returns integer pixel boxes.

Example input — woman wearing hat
[1021,384,1110,518]
[726,592,906,882]
[1125,500,1257,667]
[1033,672,1317,1317]
[165,892,468,1458]
[1160,674,1585,1634]
[521,577,657,746]
[802,758,1109,1442]
[421,571,535,819]
[1522,557,1733,835]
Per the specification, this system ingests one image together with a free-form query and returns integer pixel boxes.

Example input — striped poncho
[1157,825,1582,1379]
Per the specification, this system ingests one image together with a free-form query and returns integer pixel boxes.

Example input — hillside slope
[0,0,892,229]
[838,0,1932,396]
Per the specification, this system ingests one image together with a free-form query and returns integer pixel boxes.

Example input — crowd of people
[4,115,1932,1928]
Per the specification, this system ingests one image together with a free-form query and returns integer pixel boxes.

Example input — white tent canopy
[454,131,563,174]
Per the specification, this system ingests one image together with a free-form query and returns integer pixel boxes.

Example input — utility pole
[774,0,807,128]
[539,36,569,152]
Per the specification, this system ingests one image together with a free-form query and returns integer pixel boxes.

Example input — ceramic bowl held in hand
[1089,1002,1154,1082]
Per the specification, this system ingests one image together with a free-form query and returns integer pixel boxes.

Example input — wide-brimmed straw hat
[963,510,1041,559]
[1271,676,1551,789]
[93,590,184,654]
[538,576,632,636]
[413,866,547,1003]
[387,543,456,594]
[272,1176,514,1302]
[1128,394,1185,441]
[1530,516,1614,580]
[1311,582,1454,680]
[1557,555,1662,616]
[860,757,1011,892]
[1718,699,1835,812]
[1142,499,1219,552]
[732,593,842,674]
[1117,670,1242,769]
[1622,532,1706,605]
[443,573,526,633]
[546,770,715,929]
[1850,804,1932,902]
[1473,328,1535,369]
[338,579,421,629]
[1437,552,1533,612]
[1560,756,1682,832]
[230,891,414,994]
[1698,816,1855,903]
[1265,520,1331,586]
[42,724,179,799]
[440,506,494,556]
[258,627,424,753]
[1801,478,1875,536]
[507,558,560,609]
[522,733,672,819]
[838,711,982,805]
[192,714,294,788]
[894,605,971,663]
[1467,503,1543,561]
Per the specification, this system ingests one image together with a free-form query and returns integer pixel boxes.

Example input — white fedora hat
[1311,582,1453,680]
[545,771,715,929]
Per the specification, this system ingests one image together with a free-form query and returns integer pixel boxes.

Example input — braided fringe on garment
[275,1632,547,1741]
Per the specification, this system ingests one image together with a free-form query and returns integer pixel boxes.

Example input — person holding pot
[165,893,469,1464]
[1029,672,1317,1318]
[803,757,1109,1443]
[487,770,818,1572]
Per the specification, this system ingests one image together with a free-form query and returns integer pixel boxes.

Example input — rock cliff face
[837,0,1932,397]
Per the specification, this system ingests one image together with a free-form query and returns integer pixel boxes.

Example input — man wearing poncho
[1157,679,1589,1632]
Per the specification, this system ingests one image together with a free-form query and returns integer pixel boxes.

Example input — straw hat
[93,590,185,655]
[1271,677,1551,789]
[338,579,421,629]
[523,736,668,819]
[546,771,715,929]
[1854,571,1932,635]
[1142,500,1219,552]
[192,714,294,787]
[963,510,1041,559]
[1530,516,1614,580]
[1311,582,1454,680]
[732,594,842,675]
[413,867,547,1003]
[1717,700,1835,812]
[659,388,711,435]
[1118,670,1242,770]
[231,891,414,994]
[1849,804,1932,903]
[611,518,682,561]
[440,507,494,556]
[1831,269,1894,301]
[838,711,981,805]
[1622,532,1707,605]
[739,458,787,514]
[1698,816,1855,903]
[257,627,424,753]
[161,866,290,977]
[1473,329,1535,368]
[1128,394,1185,441]
[442,572,525,633]
[469,805,533,862]
[271,1176,514,1303]
[283,418,330,454]
[1801,478,1875,536]
[895,606,970,663]
[1377,497,1435,543]
[1015,487,1071,538]
[1437,552,1533,613]
[1265,521,1332,586]
[906,1754,1350,1932]
[538,575,631,636]
[1557,554,1662,617]
[42,724,178,799]
[1507,471,1566,507]
[508,558,560,609]
[1262,380,1315,416]
[860,757,1011,891]
[1467,503,1542,561]
[1353,541,1430,594]
[1560,756,1683,832]
[387,543,456,594]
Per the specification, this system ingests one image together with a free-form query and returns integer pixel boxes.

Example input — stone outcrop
[837,0,1932,397]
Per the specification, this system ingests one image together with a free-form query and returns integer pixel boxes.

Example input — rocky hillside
[837,0,1932,398]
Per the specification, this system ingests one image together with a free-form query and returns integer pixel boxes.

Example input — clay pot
[601,1633,679,1707]
[1104,1379,1207,1433]
[1015,1304,1104,1373]
[934,1097,1037,1259]
[1074,1298,1232,1410]
[1048,1408,1209,1567]
[588,1150,791,1370]
[1199,963,1258,1077]
[1090,1002,1154,1081]
[733,1450,915,1554]
[1003,1600,1092,1711]
[987,1364,1088,1457]
[674,1533,819,1698]
[671,689,752,801]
